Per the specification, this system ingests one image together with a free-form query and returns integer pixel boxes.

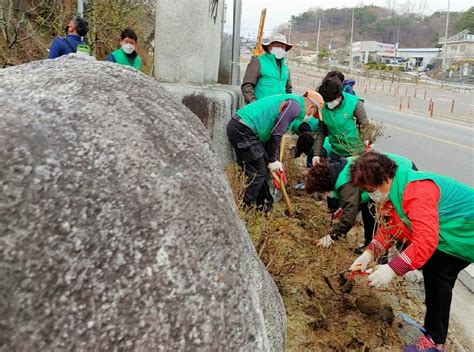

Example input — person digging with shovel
[305,153,416,250]
[349,151,474,352]
[227,92,320,212]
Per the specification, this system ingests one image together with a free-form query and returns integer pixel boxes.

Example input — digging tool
[269,170,292,216]
[322,265,375,294]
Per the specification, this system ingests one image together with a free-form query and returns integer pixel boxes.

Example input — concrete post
[154,0,223,84]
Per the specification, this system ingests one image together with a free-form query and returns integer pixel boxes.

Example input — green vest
[111,48,142,70]
[389,169,474,263]
[289,116,319,135]
[236,94,305,142]
[254,53,289,100]
[321,92,363,157]
[334,153,414,204]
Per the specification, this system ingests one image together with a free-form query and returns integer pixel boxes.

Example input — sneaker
[404,335,444,352]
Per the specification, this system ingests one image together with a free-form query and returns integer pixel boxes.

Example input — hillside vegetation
[279,6,466,50]
[0,0,155,72]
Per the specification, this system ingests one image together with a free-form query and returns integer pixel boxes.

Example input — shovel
[269,170,293,216]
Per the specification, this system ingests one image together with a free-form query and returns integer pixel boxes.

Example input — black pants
[227,119,273,208]
[420,249,469,344]
[361,202,377,246]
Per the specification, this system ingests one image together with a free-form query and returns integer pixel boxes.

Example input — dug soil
[226,150,427,351]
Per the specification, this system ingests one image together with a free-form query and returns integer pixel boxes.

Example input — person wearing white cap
[241,33,293,104]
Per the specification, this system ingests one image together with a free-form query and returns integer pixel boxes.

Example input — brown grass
[225,146,410,351]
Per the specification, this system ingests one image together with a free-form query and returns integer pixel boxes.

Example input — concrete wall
[155,0,224,84]
[160,83,242,168]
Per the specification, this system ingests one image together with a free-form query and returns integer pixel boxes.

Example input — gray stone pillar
[155,0,224,84]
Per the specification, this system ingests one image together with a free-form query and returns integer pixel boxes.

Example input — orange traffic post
[451,99,455,114]
[430,101,434,117]
[399,97,403,111]
[407,96,411,109]
[428,98,432,112]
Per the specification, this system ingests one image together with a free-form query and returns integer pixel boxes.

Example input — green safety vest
[389,169,474,263]
[288,116,319,135]
[334,153,414,204]
[321,92,363,157]
[254,53,289,100]
[111,48,142,70]
[288,117,332,156]
[236,94,305,142]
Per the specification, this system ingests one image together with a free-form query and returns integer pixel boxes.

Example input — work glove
[367,264,396,288]
[349,250,373,271]
[272,170,287,190]
[312,156,321,166]
[268,161,284,172]
[318,235,335,248]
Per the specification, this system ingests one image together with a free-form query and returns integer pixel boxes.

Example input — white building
[396,48,441,70]
[351,41,395,65]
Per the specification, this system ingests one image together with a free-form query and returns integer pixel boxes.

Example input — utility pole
[316,19,321,66]
[349,9,354,71]
[287,17,293,64]
[316,19,321,52]
[78,0,84,17]
[391,24,400,83]
[231,0,243,86]
[442,0,450,71]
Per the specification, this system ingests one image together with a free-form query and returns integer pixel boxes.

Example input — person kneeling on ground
[305,153,415,249]
[107,28,142,71]
[227,93,319,212]
[349,151,473,352]
[289,91,331,168]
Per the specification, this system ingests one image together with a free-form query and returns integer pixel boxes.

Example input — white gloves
[349,251,373,271]
[268,161,284,172]
[312,156,320,166]
[318,235,334,248]
[367,264,396,288]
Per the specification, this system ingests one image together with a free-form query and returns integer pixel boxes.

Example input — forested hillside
[279,6,465,50]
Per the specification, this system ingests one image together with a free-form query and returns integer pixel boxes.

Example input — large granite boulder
[0,56,285,351]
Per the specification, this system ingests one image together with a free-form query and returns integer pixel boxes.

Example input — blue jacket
[48,35,84,59]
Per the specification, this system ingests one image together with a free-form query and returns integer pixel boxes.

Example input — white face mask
[326,99,339,109]
[368,189,389,203]
[121,43,135,54]
[271,47,286,59]
[303,114,312,122]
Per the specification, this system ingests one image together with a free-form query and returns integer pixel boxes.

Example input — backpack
[61,37,91,56]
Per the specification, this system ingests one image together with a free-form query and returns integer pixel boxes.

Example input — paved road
[291,84,474,186]
[366,104,474,186]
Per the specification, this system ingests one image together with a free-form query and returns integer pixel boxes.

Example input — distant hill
[278,6,464,50]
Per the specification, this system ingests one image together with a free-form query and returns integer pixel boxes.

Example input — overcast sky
[224,0,468,37]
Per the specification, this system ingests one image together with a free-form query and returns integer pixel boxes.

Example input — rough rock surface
[0,55,285,351]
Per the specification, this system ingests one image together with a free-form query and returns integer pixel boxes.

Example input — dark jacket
[48,35,84,59]
[328,158,364,238]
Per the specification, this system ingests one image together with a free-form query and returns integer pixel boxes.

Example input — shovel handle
[269,170,293,215]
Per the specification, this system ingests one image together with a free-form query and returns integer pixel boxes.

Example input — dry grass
[225,147,409,351]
